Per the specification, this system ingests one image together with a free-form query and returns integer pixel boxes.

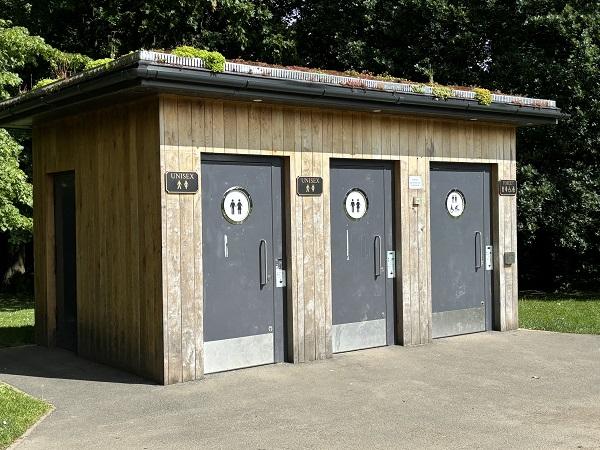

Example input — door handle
[374,235,382,277]
[259,239,269,287]
[475,231,482,270]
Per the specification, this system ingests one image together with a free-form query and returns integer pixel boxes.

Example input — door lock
[275,259,286,288]
[485,246,493,271]
[386,251,396,278]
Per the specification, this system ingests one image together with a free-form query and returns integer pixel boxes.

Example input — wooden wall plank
[248,104,261,155]
[176,99,196,381]
[510,128,519,329]
[352,112,363,158]
[163,98,183,384]
[313,111,326,360]
[211,101,224,151]
[260,107,273,155]
[223,103,236,152]
[322,113,333,357]
[301,110,315,360]
[294,109,305,362]
[342,113,352,159]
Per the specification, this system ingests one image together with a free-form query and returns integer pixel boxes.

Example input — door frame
[200,153,289,364]
[329,158,397,347]
[429,162,494,334]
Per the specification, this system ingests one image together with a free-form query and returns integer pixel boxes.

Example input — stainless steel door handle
[259,239,268,286]
[374,235,382,277]
[475,231,482,270]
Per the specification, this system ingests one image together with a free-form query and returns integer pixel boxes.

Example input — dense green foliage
[0,21,96,286]
[172,46,225,72]
[473,88,492,106]
[0,1,598,290]
[519,294,600,334]
[31,78,57,90]
[84,57,114,71]
[0,382,50,448]
[0,130,31,247]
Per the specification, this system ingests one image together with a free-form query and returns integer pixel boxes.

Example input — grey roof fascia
[0,58,566,128]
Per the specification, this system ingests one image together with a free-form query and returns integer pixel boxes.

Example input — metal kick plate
[386,251,396,278]
[485,245,493,271]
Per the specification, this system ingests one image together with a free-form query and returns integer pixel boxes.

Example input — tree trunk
[0,235,26,288]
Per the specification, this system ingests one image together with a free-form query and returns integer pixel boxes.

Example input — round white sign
[344,188,368,220]
[222,187,252,224]
[446,189,465,218]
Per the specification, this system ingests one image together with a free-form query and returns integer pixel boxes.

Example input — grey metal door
[201,154,285,373]
[54,171,77,351]
[430,163,492,338]
[330,160,395,353]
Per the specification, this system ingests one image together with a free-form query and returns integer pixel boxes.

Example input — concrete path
[1,330,599,449]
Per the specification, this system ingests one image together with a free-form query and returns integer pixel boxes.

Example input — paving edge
[4,383,55,450]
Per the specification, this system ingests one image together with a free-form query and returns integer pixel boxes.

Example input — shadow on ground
[0,325,34,348]
[0,345,154,385]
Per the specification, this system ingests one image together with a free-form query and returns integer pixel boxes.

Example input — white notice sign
[409,176,423,190]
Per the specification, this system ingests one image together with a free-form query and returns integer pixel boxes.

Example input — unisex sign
[296,176,323,196]
[499,180,517,196]
[165,172,199,193]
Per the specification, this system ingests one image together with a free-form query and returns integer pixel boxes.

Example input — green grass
[519,293,600,335]
[0,383,51,449]
[0,293,34,348]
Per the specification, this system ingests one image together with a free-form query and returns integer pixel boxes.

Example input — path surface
[1,330,599,449]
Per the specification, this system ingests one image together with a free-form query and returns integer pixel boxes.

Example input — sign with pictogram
[296,177,323,196]
[165,172,198,194]
[446,189,465,218]
[222,187,252,224]
[499,180,517,196]
[344,188,368,220]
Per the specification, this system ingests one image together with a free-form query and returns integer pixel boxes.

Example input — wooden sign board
[499,180,517,196]
[165,172,199,194]
[296,177,323,196]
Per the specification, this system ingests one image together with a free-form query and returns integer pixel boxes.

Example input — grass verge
[0,293,34,348]
[0,383,51,449]
[519,293,600,335]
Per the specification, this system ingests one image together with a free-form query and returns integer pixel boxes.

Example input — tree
[0,1,598,290]
[290,1,600,290]
[0,20,90,287]
[0,0,298,63]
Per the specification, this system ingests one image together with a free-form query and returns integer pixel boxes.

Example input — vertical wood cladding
[33,97,164,382]
[159,95,518,382]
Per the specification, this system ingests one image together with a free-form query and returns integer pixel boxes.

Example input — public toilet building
[0,51,562,384]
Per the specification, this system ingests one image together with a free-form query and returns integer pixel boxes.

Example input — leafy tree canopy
[0,129,31,246]
[0,20,91,249]
[0,1,598,290]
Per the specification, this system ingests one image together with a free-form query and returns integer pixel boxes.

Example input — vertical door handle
[259,239,269,286]
[374,235,382,277]
[475,231,482,270]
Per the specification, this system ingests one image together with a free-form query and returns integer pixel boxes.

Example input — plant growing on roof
[473,87,492,105]
[411,84,426,94]
[45,49,91,78]
[172,46,226,72]
[84,58,114,71]
[32,78,58,90]
[431,84,453,100]
[414,59,435,84]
